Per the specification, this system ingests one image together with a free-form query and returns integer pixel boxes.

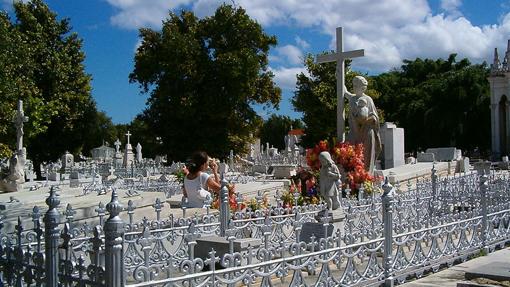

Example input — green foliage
[0,143,12,159]
[372,54,490,153]
[0,0,102,171]
[292,54,379,147]
[259,115,303,150]
[130,5,281,161]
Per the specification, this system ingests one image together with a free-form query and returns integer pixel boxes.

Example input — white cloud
[273,44,304,65]
[105,0,510,73]
[295,36,310,50]
[106,0,193,29]
[441,0,463,18]
[270,66,308,90]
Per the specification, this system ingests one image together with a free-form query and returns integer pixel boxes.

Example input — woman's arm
[207,160,221,192]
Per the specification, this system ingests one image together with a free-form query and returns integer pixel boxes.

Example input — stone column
[491,102,500,158]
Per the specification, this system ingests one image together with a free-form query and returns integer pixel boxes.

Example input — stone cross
[109,165,115,176]
[114,139,121,153]
[13,100,29,152]
[316,27,364,142]
[125,131,132,145]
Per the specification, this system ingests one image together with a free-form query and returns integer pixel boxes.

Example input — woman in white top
[183,151,221,207]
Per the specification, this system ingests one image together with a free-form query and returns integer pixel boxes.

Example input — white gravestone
[380,122,405,169]
[425,147,457,162]
[417,152,435,162]
[61,151,74,170]
[136,143,142,163]
[123,131,134,168]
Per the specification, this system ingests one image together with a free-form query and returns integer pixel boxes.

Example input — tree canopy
[130,5,281,160]
[0,0,105,170]
[259,115,303,150]
[373,54,490,153]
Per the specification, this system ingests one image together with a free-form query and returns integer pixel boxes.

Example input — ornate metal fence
[1,171,510,287]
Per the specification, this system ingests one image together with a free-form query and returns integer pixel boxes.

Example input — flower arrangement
[306,140,380,196]
[245,192,269,211]
[211,183,246,211]
[280,174,321,208]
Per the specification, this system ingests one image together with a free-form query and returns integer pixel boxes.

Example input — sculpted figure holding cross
[316,27,381,175]
[344,76,381,174]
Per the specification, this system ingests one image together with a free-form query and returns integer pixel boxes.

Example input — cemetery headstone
[417,152,435,162]
[123,131,134,168]
[425,147,457,162]
[456,157,470,173]
[272,164,296,179]
[299,222,334,243]
[380,122,405,169]
[61,151,74,171]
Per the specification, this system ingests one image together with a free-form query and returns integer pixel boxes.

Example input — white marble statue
[136,143,142,163]
[344,76,382,174]
[319,151,341,210]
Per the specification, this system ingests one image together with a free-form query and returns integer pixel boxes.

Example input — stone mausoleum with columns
[488,40,510,159]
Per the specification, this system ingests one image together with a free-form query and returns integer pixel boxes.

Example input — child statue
[319,151,341,210]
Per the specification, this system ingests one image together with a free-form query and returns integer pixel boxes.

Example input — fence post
[480,172,490,253]
[219,177,230,237]
[382,178,395,287]
[104,189,125,287]
[431,164,438,200]
[43,186,60,287]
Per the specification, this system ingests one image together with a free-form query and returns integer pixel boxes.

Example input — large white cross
[316,27,364,142]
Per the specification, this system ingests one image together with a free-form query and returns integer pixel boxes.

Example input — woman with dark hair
[183,151,221,207]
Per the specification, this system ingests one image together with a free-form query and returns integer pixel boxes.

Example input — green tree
[0,0,100,174]
[130,5,281,161]
[259,115,303,150]
[373,54,490,153]
[292,54,380,147]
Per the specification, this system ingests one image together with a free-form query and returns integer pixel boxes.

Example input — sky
[2,0,510,124]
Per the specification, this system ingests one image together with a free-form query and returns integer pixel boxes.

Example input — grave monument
[1,100,28,192]
[123,131,134,168]
[316,27,381,175]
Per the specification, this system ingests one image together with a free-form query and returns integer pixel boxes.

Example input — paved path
[401,247,510,287]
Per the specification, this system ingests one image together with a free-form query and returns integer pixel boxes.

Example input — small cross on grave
[316,27,364,141]
[125,131,132,145]
[109,165,115,177]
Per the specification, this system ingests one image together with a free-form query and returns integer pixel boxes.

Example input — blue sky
[3,0,510,124]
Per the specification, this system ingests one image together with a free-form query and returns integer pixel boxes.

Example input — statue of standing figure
[344,76,382,174]
[319,151,341,210]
